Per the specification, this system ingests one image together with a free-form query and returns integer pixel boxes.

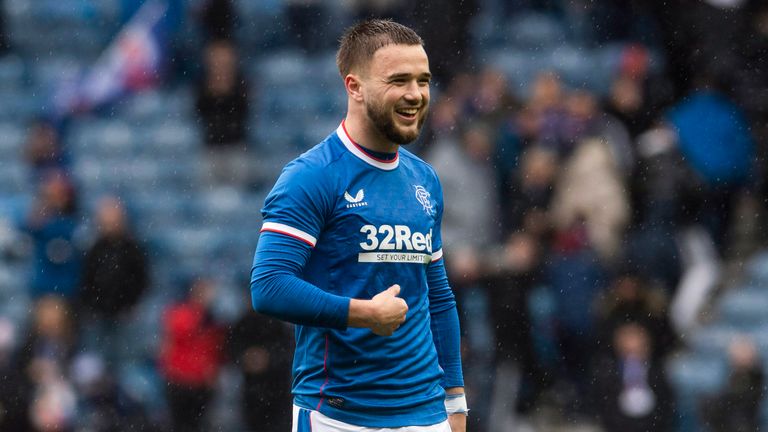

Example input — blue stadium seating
[718,287,768,328]
[488,49,550,98]
[0,88,41,122]
[505,12,567,51]
[746,251,768,285]
[0,55,26,90]
[0,164,30,195]
[0,122,25,157]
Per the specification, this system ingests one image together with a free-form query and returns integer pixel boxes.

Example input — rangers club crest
[413,185,433,215]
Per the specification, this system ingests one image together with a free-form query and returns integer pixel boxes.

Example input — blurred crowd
[1,0,768,431]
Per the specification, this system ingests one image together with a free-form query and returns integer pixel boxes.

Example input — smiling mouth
[396,107,419,120]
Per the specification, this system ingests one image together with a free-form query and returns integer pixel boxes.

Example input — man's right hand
[348,284,408,336]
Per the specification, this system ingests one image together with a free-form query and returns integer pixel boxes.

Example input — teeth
[398,108,418,115]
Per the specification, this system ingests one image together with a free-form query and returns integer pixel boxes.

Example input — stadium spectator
[666,74,756,252]
[285,0,331,54]
[545,223,607,416]
[591,322,674,432]
[411,0,478,84]
[549,137,630,264]
[159,278,225,432]
[228,308,293,432]
[18,296,79,432]
[70,353,152,431]
[466,67,516,124]
[78,196,149,367]
[487,232,543,431]
[501,146,557,236]
[623,126,689,290]
[198,0,236,42]
[413,97,454,155]
[603,45,674,140]
[527,71,568,153]
[742,5,768,204]
[22,170,82,300]
[605,73,648,140]
[593,269,676,361]
[428,123,501,431]
[23,119,65,181]
[701,337,765,432]
[195,39,250,187]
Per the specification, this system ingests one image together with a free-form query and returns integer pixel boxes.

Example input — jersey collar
[336,121,400,171]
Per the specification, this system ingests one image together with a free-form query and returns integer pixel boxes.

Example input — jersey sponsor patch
[357,224,433,264]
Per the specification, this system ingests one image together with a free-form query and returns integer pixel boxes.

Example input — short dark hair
[336,19,423,77]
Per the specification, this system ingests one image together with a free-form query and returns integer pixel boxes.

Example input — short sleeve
[260,160,334,248]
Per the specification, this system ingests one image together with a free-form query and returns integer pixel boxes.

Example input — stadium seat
[235,0,289,49]
[0,55,26,90]
[142,120,201,155]
[307,54,343,87]
[0,164,30,195]
[71,119,137,156]
[29,56,84,90]
[0,123,25,158]
[0,89,40,121]
[688,323,743,357]
[118,88,195,124]
[547,45,597,90]
[117,360,168,417]
[505,13,567,51]
[254,51,307,87]
[745,251,768,285]
[718,288,768,327]
[488,49,549,99]
[667,352,727,396]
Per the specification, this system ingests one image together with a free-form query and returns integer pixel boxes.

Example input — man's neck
[343,115,399,154]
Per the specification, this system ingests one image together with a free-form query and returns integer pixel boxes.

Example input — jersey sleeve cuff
[325,295,352,329]
[431,248,443,262]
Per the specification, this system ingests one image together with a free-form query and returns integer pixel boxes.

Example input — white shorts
[292,405,451,432]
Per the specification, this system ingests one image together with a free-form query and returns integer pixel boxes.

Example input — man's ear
[345,74,365,103]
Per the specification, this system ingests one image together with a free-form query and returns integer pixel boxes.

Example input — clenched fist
[348,284,409,336]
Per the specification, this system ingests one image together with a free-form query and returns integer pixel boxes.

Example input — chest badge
[413,185,434,215]
[344,189,368,208]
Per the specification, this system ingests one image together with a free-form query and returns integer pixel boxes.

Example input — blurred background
[0,0,767,431]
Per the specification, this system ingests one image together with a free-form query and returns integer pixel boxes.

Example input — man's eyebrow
[387,72,432,80]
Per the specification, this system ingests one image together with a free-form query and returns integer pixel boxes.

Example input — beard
[365,99,428,145]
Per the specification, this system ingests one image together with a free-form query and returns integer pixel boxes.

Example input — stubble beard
[365,99,428,145]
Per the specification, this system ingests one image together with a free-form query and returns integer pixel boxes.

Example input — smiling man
[250,19,466,432]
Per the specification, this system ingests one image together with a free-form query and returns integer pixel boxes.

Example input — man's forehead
[368,44,430,75]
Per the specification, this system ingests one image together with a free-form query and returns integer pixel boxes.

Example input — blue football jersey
[256,122,452,427]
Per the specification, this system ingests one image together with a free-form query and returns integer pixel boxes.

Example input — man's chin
[392,129,420,145]
[391,123,422,144]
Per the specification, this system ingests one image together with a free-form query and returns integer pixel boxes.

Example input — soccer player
[250,19,467,432]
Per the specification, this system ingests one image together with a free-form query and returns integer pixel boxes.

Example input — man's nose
[403,82,422,103]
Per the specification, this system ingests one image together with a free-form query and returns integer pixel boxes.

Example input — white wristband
[444,393,469,415]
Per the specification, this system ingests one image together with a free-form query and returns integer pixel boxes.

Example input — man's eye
[392,79,406,84]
